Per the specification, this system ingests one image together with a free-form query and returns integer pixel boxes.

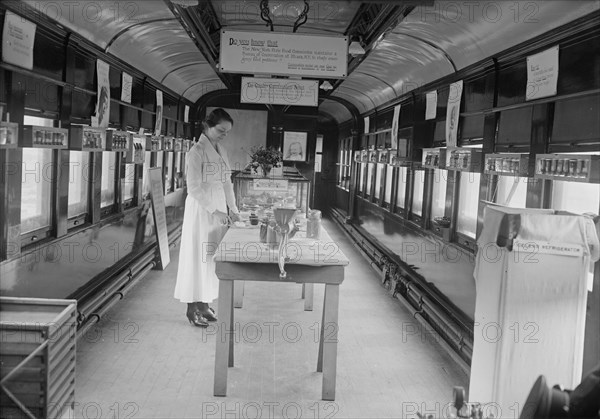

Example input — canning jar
[307,209,322,239]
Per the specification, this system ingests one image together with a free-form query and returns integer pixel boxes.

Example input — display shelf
[126,134,146,164]
[21,125,68,148]
[174,138,183,152]
[484,153,530,177]
[534,153,599,183]
[377,149,388,164]
[68,125,105,151]
[105,130,130,152]
[446,147,483,172]
[163,136,174,151]
[422,147,447,169]
[147,135,163,151]
[0,121,18,148]
[368,149,378,163]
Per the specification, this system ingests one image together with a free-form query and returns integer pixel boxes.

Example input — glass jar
[307,209,322,239]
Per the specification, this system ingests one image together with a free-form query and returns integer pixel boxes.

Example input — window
[142,151,152,200]
[101,152,117,208]
[552,181,600,215]
[358,162,365,194]
[456,172,481,238]
[122,164,135,203]
[336,137,352,191]
[67,151,90,219]
[411,169,426,216]
[175,152,183,190]
[21,116,54,235]
[431,169,448,220]
[374,163,384,200]
[493,176,528,208]
[384,165,394,205]
[366,162,374,198]
[165,152,174,193]
[395,167,408,210]
[21,148,53,234]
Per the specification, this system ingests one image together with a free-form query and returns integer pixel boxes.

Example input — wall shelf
[534,153,599,183]
[68,125,105,151]
[484,153,530,177]
[0,121,18,148]
[446,147,483,172]
[20,125,68,148]
[105,130,130,152]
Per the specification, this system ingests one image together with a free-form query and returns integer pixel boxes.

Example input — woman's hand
[212,210,230,226]
[229,211,241,223]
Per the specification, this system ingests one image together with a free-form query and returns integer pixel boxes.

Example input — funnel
[273,208,298,278]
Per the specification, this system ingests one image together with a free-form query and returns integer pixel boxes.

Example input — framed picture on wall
[283,131,308,162]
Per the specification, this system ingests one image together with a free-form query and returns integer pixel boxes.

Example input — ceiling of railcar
[11,0,599,122]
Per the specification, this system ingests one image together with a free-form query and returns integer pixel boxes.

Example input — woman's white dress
[173,134,238,303]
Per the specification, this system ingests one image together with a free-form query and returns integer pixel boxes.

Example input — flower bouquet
[249,145,283,177]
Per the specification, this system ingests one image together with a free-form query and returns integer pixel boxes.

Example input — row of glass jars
[537,157,589,178]
[33,129,66,146]
[487,157,521,173]
[83,131,103,148]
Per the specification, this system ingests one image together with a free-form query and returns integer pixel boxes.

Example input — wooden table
[212,225,349,400]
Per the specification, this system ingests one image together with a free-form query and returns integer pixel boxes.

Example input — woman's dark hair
[203,108,233,132]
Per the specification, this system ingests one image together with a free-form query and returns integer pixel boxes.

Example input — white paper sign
[91,60,110,128]
[253,178,289,191]
[241,77,318,107]
[184,105,189,123]
[391,104,401,149]
[2,12,36,70]
[446,80,463,147]
[315,134,323,153]
[314,154,322,173]
[526,46,559,101]
[221,30,347,78]
[364,116,370,134]
[121,72,132,103]
[426,90,437,120]
[155,90,163,135]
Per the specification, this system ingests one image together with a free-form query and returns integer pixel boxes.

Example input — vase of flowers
[249,146,283,177]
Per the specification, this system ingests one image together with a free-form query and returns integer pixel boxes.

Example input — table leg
[229,284,234,368]
[234,280,245,308]
[321,284,339,401]
[317,286,326,373]
[214,280,234,397]
[304,283,314,311]
[301,283,305,299]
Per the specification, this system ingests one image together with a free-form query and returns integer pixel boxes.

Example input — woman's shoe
[195,302,217,322]
[186,308,209,327]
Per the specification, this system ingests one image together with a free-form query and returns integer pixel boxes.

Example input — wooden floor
[74,218,469,418]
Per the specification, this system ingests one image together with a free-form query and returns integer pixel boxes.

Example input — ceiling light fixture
[348,39,365,57]
[320,81,333,91]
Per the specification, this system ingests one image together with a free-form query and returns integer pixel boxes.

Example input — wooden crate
[0,297,77,419]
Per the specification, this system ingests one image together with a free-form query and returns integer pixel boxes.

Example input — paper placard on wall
[221,30,347,78]
[184,105,189,123]
[425,90,437,120]
[241,77,318,107]
[91,60,110,128]
[121,72,132,103]
[253,178,289,191]
[148,167,170,270]
[315,134,323,153]
[2,11,36,70]
[526,46,559,101]
[446,80,463,147]
[364,116,370,134]
[391,104,401,149]
[314,154,322,173]
[155,90,163,135]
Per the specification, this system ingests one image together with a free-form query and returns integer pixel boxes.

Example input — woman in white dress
[174,108,240,327]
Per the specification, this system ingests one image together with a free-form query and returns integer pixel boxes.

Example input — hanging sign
[241,77,318,107]
[91,60,110,128]
[155,90,163,135]
[364,116,370,134]
[446,80,463,147]
[391,104,401,149]
[2,11,36,70]
[220,30,347,78]
[425,90,437,120]
[184,105,189,123]
[526,46,559,101]
[148,167,170,269]
[121,72,132,103]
